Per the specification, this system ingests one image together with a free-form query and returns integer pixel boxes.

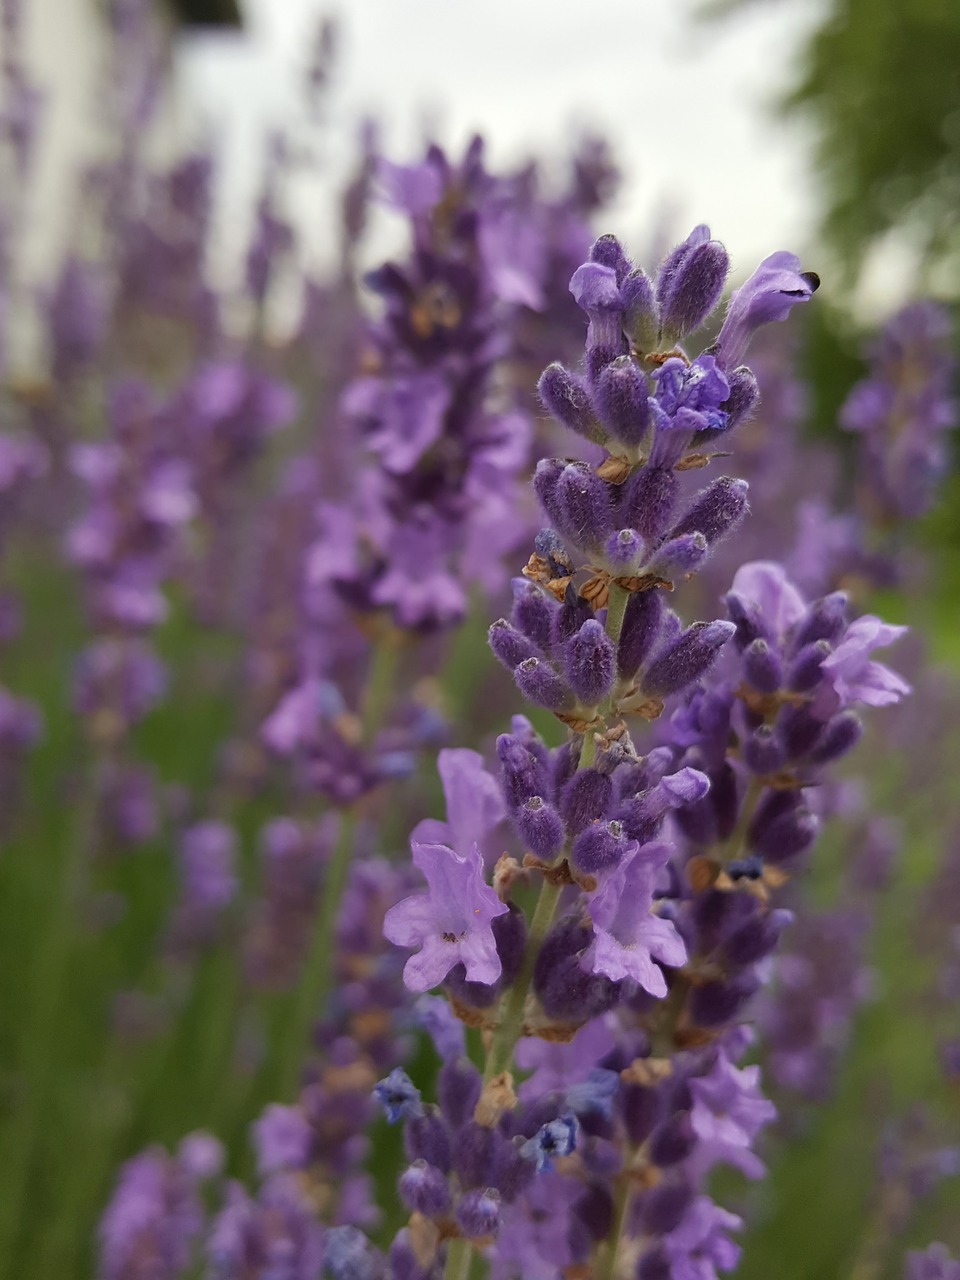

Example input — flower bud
[399,1161,451,1218]
[752,799,819,866]
[641,620,735,699]
[516,795,564,860]
[787,639,831,691]
[742,725,785,775]
[646,532,708,581]
[515,657,573,713]
[589,233,632,282]
[564,619,616,705]
[621,268,659,355]
[438,1059,482,1129]
[742,638,783,693]
[792,591,848,650]
[405,1107,452,1172]
[722,366,761,428]
[778,705,826,759]
[538,363,604,444]
[617,589,664,682]
[488,618,541,672]
[510,578,555,651]
[593,356,652,447]
[688,969,760,1028]
[620,464,678,544]
[496,734,547,810]
[606,528,644,569]
[560,768,613,836]
[659,238,730,341]
[648,1111,697,1166]
[668,476,749,549]
[571,820,636,876]
[557,462,615,552]
[456,1187,501,1238]
[807,710,863,764]
[533,458,568,532]
[721,906,792,967]
[640,1178,694,1235]
[553,582,593,648]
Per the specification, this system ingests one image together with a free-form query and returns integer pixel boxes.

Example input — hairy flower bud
[538,363,604,443]
[659,238,730,341]
[617,588,664,681]
[515,657,573,713]
[564,619,616,705]
[641,621,735,699]
[668,476,749,549]
[510,579,555,651]
[557,463,615,552]
[742,638,783,693]
[516,795,564,860]
[593,356,652,447]
[620,464,678,545]
[621,268,659,355]
[571,819,636,875]
[399,1161,451,1218]
[489,618,541,672]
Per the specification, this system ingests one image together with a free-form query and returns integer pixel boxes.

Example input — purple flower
[384,840,508,992]
[411,747,505,860]
[686,1053,777,1180]
[584,841,687,996]
[713,252,819,370]
[905,1245,960,1280]
[660,1195,743,1280]
[819,616,911,710]
[252,1105,312,1175]
[726,560,806,641]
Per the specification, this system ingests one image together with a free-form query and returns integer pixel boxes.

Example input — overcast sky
[179,0,826,289]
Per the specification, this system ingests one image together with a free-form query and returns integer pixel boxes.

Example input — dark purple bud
[742,638,783,693]
[637,1246,672,1280]
[655,225,710,315]
[534,528,573,579]
[721,907,792,967]
[620,269,659,356]
[778,705,826,759]
[557,463,615,551]
[515,657,573,713]
[668,477,749,549]
[551,739,580,796]
[534,919,620,1021]
[572,1183,614,1242]
[510,579,555,651]
[533,458,568,532]
[571,820,636,876]
[640,1178,695,1235]
[787,639,831,692]
[538,363,605,444]
[516,796,564,860]
[405,1108,452,1172]
[564,619,616,705]
[553,582,593,648]
[399,1161,451,1218]
[688,969,760,1028]
[659,238,730,340]
[646,532,708,580]
[593,356,652,447]
[721,366,761,428]
[589,233,632,283]
[493,1141,537,1203]
[742,725,786,775]
[456,1188,500,1239]
[807,710,863,764]
[387,1230,426,1280]
[692,887,738,953]
[620,465,678,544]
[710,760,740,841]
[560,769,613,836]
[621,1083,662,1146]
[792,591,848,650]
[724,591,771,650]
[754,806,819,866]
[496,734,548,810]
[489,619,541,672]
[649,1111,697,1166]
[617,589,664,681]
[606,528,644,568]
[438,1059,482,1129]
[454,1122,498,1189]
[641,621,735,699]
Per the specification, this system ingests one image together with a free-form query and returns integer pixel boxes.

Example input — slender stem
[605,581,630,649]
[484,878,563,1082]
[443,1238,475,1280]
[361,631,401,737]
[0,756,103,1272]
[275,810,358,1100]
[598,1171,633,1280]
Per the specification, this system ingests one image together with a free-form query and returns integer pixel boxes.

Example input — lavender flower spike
[713,251,819,370]
[383,840,508,992]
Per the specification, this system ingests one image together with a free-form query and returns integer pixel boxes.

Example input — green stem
[275,810,359,1100]
[484,879,563,1082]
[361,633,401,737]
[598,1172,633,1280]
[0,757,103,1272]
[605,581,630,649]
[443,1238,475,1280]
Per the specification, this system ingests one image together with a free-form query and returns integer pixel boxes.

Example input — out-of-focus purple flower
[383,840,508,993]
[584,841,687,996]
[819,616,911,711]
[170,821,237,948]
[905,1244,960,1280]
[253,1104,312,1175]
[686,1052,777,1180]
[206,1178,326,1279]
